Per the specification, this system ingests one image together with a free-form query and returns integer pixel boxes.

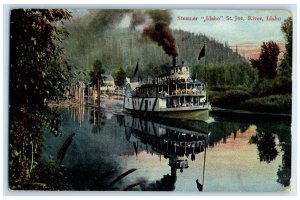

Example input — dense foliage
[112,66,127,87]
[278,17,293,82]
[9,9,71,189]
[192,62,258,89]
[241,95,291,113]
[281,17,292,69]
[250,41,280,79]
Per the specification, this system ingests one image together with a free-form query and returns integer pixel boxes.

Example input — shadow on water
[249,131,278,163]
[45,104,291,191]
[248,126,291,187]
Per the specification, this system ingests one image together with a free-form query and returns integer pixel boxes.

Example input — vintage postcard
[7,7,293,193]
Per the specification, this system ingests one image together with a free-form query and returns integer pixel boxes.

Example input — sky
[114,9,291,59]
[170,9,291,58]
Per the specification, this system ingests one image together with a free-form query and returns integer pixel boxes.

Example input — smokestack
[172,56,177,67]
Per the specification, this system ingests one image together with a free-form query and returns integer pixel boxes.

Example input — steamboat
[124,57,209,121]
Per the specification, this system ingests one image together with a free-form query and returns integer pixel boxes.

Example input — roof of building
[102,74,114,82]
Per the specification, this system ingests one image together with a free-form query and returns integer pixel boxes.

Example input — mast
[204,41,208,106]
[197,40,207,106]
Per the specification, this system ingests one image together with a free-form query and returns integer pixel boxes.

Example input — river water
[44,98,291,192]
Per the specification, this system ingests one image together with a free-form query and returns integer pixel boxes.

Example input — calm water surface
[44,99,291,192]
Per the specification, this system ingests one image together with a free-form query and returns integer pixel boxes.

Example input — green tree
[113,66,127,87]
[279,17,293,77]
[9,9,71,189]
[250,41,280,79]
[281,17,292,68]
[90,59,105,89]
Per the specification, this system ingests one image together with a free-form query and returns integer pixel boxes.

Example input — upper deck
[154,63,190,85]
[125,61,207,98]
[131,81,204,97]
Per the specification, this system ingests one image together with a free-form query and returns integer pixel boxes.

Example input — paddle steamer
[124,58,209,121]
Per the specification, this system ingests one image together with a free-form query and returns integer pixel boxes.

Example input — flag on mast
[133,62,139,76]
[198,45,205,60]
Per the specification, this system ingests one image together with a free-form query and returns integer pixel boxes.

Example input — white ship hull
[124,96,209,121]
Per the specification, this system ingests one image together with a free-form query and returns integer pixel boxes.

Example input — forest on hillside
[62,10,246,83]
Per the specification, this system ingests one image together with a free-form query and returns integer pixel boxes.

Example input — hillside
[63,18,246,82]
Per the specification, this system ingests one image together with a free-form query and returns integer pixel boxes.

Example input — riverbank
[209,89,292,116]
[210,107,291,121]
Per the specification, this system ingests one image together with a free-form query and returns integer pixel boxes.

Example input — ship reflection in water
[45,105,290,192]
[124,115,208,191]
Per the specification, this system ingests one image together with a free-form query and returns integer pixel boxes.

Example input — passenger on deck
[192,88,197,94]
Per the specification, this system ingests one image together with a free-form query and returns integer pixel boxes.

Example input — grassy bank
[241,95,292,114]
[209,89,291,114]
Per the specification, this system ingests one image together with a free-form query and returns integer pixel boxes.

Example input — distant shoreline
[211,107,291,119]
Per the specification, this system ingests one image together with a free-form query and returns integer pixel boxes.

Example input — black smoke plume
[130,10,178,58]
[143,21,178,58]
